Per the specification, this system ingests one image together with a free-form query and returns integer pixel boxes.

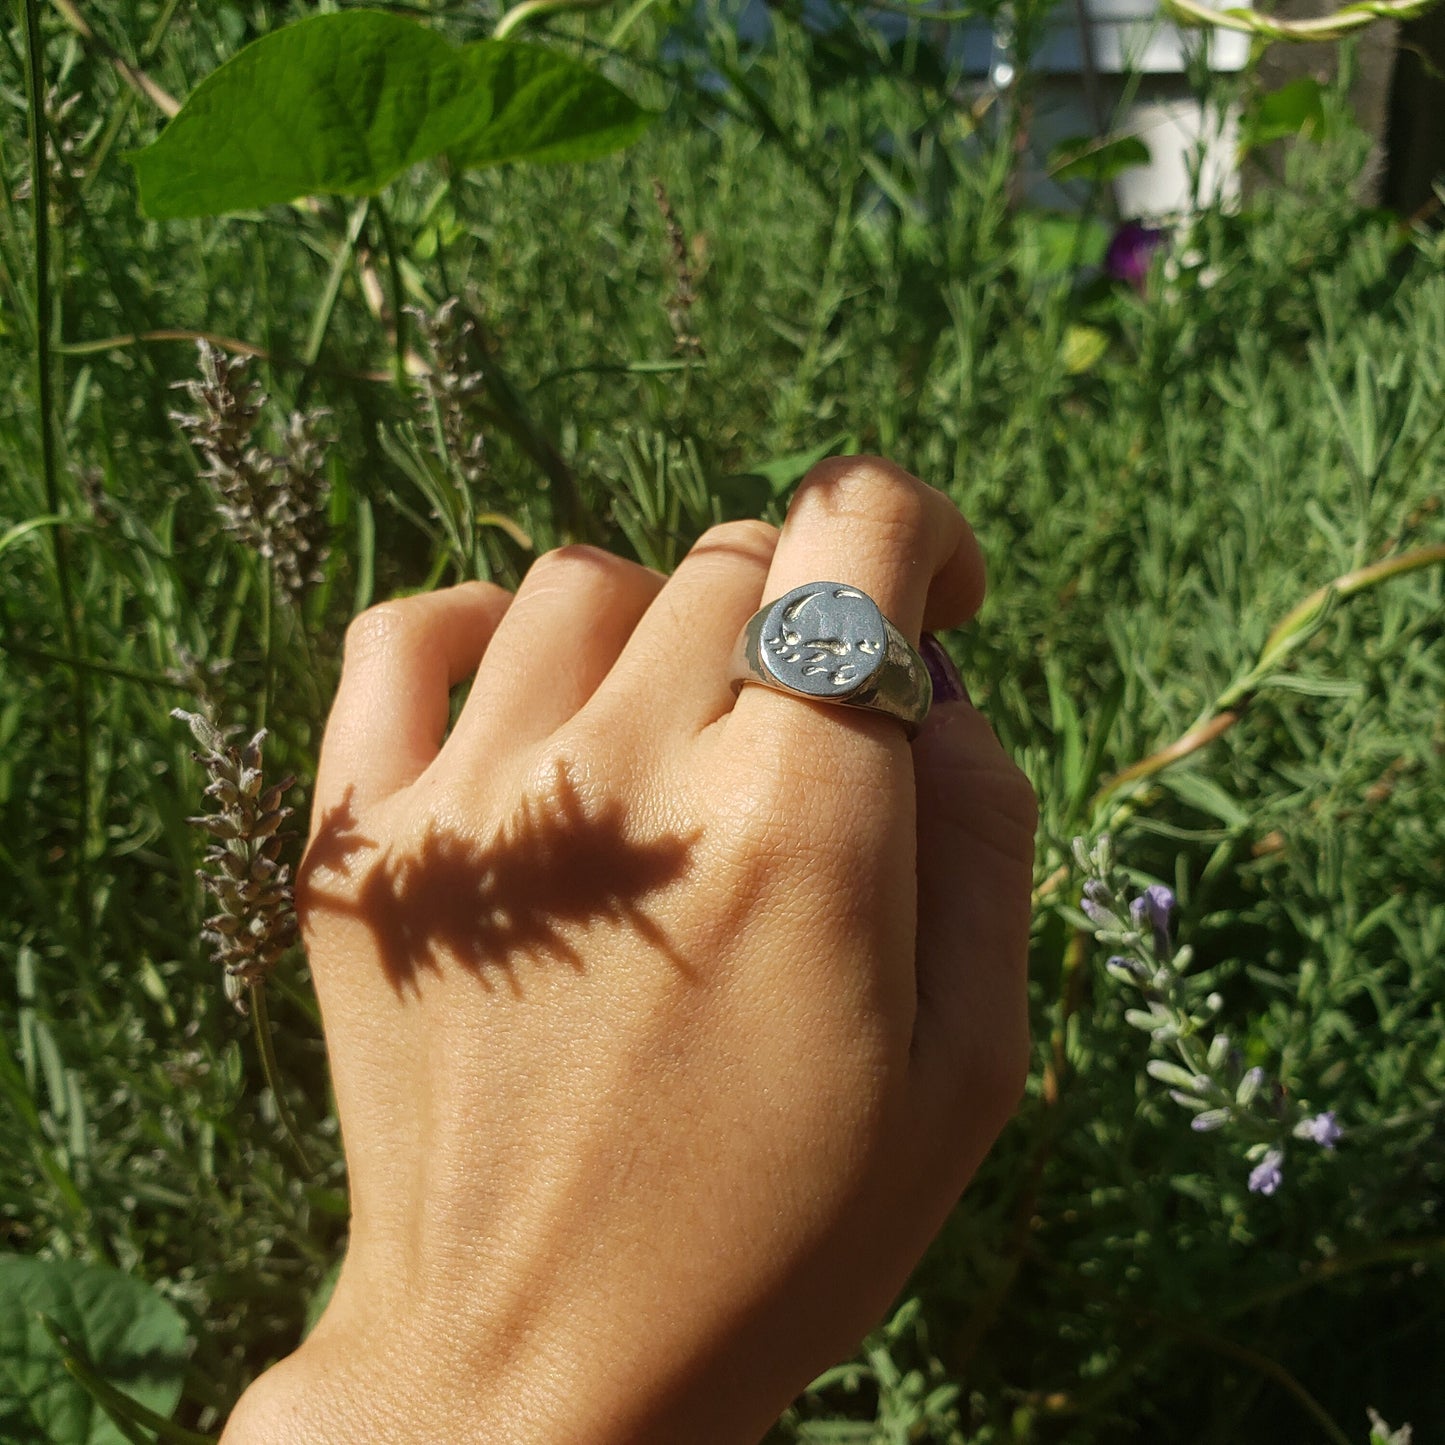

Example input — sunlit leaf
[130,10,655,219]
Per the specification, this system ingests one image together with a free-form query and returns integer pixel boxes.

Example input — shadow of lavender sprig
[1071,835,1342,1196]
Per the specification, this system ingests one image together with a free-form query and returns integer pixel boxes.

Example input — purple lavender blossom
[1104,221,1167,293]
[1300,1111,1342,1149]
[1248,1148,1285,1196]
[1130,884,1176,957]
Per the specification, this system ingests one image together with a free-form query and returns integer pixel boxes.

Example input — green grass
[2,1,1443,1440]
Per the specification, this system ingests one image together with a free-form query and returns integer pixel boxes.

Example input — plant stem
[1148,1318,1353,1445]
[48,0,180,115]
[56,325,392,382]
[298,198,371,406]
[22,0,93,959]
[1092,542,1445,806]
[494,0,610,38]
[0,636,176,688]
[373,194,410,386]
[249,984,312,1174]
[259,558,274,731]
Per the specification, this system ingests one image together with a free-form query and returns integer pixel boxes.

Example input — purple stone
[920,632,970,705]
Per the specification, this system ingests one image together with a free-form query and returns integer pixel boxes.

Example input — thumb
[908,681,1037,1181]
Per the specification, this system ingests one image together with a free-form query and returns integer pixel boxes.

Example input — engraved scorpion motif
[765,586,882,689]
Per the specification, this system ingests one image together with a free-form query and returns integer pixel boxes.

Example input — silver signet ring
[727,582,932,736]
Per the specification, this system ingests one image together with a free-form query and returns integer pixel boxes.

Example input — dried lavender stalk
[652,178,703,358]
[172,341,330,605]
[411,297,489,491]
[173,708,297,1011]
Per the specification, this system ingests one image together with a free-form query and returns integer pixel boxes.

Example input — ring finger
[728,456,985,754]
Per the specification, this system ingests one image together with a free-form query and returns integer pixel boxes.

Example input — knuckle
[690,518,779,563]
[941,1008,1031,1133]
[795,455,930,538]
[529,543,612,574]
[343,599,418,659]
[524,545,656,598]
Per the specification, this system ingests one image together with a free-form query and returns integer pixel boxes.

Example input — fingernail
[920,632,970,705]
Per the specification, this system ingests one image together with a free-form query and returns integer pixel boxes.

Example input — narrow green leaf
[1146,1059,1205,1091]
[746,433,855,496]
[0,513,71,557]
[1061,324,1109,375]
[129,11,655,219]
[1048,133,1151,183]
[39,1318,213,1445]
[1161,771,1251,829]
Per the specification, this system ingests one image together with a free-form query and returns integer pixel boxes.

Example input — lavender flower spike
[1248,1148,1285,1196]
[1299,1111,1343,1149]
[1082,879,1114,926]
[1131,884,1176,958]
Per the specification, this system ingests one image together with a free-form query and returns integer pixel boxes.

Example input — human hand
[222,457,1037,1445]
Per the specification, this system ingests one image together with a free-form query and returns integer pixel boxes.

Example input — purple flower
[1104,221,1168,293]
[1130,884,1176,957]
[1300,1111,1342,1149]
[1248,1148,1285,1196]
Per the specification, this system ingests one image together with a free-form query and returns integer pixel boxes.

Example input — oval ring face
[759,582,888,698]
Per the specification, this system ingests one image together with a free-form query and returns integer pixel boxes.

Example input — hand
[222,457,1037,1445]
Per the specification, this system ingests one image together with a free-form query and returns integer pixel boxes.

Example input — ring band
[727,581,932,736]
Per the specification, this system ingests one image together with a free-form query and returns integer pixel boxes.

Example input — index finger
[312,582,512,830]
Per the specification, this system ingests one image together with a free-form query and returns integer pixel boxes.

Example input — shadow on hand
[298,759,699,996]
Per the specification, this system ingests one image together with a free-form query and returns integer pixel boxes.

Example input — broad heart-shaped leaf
[130,10,656,219]
[447,42,656,169]
[0,1255,190,1445]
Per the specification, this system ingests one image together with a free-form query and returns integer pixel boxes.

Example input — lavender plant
[172,708,298,1012]
[1072,834,1343,1196]
[412,297,490,493]
[3,3,1442,1439]
[172,342,331,606]
[652,177,704,358]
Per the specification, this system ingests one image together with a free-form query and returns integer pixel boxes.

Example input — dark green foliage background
[1,1,1442,1440]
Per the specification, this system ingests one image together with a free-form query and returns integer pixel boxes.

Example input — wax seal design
[759,582,888,697]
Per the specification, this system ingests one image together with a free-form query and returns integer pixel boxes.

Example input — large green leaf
[130,10,656,219]
[0,1255,190,1445]
[449,42,658,169]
